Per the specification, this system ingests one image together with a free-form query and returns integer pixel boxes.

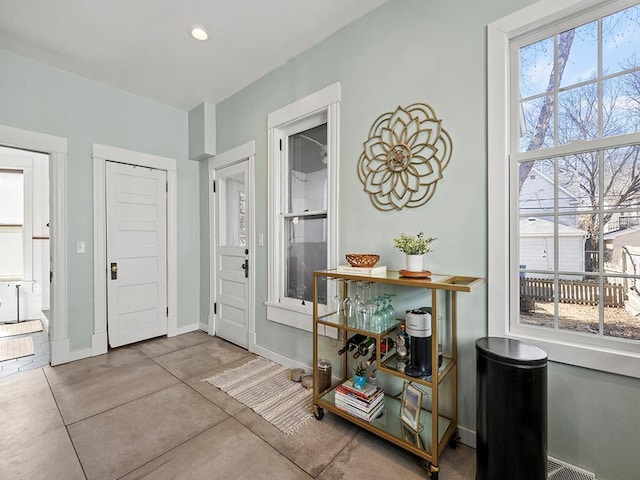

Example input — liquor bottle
[352,337,375,358]
[337,334,367,355]
[396,323,410,363]
[380,337,395,355]
[364,348,377,366]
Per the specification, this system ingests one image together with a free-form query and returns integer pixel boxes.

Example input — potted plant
[393,231,436,272]
[353,362,367,389]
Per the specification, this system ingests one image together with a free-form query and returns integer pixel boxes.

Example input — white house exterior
[520,217,587,278]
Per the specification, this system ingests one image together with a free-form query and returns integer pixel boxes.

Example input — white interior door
[215,161,249,348]
[106,161,167,347]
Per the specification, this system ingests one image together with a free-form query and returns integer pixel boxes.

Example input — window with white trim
[266,84,340,331]
[489,0,640,377]
[0,169,25,280]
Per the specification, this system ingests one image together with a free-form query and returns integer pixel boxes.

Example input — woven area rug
[205,357,313,434]
[0,337,34,362]
[0,320,43,338]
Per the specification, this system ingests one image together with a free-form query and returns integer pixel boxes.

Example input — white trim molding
[488,0,640,378]
[266,83,340,330]
[93,143,178,354]
[0,124,68,365]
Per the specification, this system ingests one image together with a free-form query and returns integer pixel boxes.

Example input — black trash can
[476,337,547,480]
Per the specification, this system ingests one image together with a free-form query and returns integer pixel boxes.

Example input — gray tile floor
[0,331,476,479]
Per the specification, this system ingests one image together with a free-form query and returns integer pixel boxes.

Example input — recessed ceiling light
[190,27,208,41]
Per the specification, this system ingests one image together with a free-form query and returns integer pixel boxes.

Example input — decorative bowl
[345,253,380,268]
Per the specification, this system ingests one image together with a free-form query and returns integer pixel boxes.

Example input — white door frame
[93,144,177,355]
[209,141,255,352]
[0,124,68,365]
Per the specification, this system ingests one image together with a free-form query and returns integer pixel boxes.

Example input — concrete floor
[0,330,476,479]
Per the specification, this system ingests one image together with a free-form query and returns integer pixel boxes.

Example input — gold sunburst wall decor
[357,102,453,211]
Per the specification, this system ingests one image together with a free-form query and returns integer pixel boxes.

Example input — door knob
[111,262,118,280]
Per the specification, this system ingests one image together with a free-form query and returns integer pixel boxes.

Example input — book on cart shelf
[335,385,384,410]
[336,265,387,276]
[334,379,385,422]
[336,397,385,422]
[339,379,380,398]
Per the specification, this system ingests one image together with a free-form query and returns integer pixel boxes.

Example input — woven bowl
[345,253,380,268]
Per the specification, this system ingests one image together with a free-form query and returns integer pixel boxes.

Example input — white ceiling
[0,0,388,111]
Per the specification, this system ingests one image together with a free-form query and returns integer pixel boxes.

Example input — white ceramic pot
[406,254,424,272]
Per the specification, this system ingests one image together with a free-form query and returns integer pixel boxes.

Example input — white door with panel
[106,161,167,347]
[214,161,249,348]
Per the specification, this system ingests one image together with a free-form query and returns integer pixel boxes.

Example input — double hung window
[489,0,640,377]
[266,84,340,330]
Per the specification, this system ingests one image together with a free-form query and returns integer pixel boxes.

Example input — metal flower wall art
[357,102,453,211]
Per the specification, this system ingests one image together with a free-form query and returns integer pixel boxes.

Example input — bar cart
[312,269,482,479]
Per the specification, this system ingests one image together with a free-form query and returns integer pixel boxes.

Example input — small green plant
[393,231,436,255]
[353,362,366,377]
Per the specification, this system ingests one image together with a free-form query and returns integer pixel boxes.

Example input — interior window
[0,169,25,280]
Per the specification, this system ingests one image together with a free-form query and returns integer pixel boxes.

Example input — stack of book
[334,379,385,422]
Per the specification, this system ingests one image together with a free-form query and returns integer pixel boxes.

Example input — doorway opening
[0,145,51,371]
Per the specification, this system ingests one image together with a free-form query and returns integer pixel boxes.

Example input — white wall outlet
[76,241,86,254]
[258,234,264,247]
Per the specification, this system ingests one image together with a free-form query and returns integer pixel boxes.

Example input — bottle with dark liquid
[337,333,366,355]
[353,337,375,358]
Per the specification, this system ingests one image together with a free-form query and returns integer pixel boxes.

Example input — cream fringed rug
[205,358,313,434]
[0,320,43,338]
[0,336,34,361]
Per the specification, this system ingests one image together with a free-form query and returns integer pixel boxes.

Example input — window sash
[266,83,340,330]
[489,0,640,378]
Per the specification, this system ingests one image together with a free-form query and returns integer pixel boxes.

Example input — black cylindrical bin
[476,337,547,480]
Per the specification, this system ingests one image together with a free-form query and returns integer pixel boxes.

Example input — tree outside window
[515,3,640,341]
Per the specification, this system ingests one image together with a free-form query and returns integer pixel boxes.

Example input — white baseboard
[91,331,108,356]
[173,322,199,336]
[251,343,311,371]
[458,425,476,449]
[68,346,93,363]
[50,337,70,366]
[199,321,209,332]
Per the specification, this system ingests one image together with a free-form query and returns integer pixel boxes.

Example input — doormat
[0,336,35,362]
[205,357,313,434]
[0,320,43,338]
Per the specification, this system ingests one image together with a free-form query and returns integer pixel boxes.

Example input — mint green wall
[211,1,640,479]
[0,49,199,350]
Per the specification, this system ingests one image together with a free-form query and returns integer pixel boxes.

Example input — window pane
[519,95,555,151]
[0,226,24,279]
[558,83,598,144]
[558,153,599,212]
[519,217,555,274]
[520,37,554,99]
[559,22,597,89]
[519,160,556,215]
[557,214,589,273]
[603,146,640,210]
[288,124,328,214]
[603,73,640,137]
[285,216,327,303]
[223,173,246,247]
[0,170,24,223]
[604,276,640,340]
[603,4,640,76]
[0,170,24,280]
[519,274,554,329]
[557,274,600,335]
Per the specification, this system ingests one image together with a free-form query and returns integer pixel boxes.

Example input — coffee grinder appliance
[405,307,433,378]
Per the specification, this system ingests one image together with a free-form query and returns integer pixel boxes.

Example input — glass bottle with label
[396,323,411,372]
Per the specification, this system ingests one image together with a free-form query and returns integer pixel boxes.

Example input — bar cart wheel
[422,461,439,479]
[312,404,324,421]
[448,428,459,449]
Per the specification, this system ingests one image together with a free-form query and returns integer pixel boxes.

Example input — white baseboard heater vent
[548,457,596,480]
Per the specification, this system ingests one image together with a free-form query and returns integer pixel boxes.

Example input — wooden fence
[520,277,626,308]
